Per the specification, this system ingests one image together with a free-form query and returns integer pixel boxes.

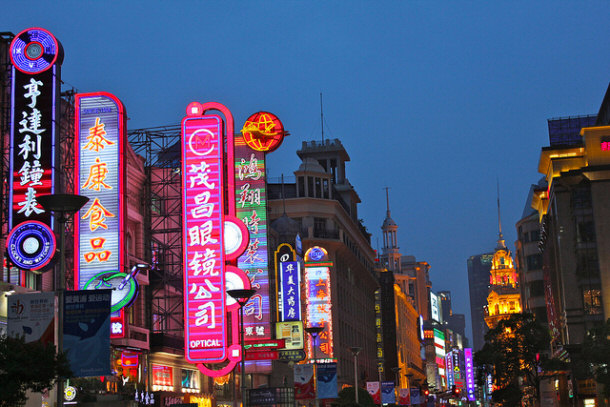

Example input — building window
[577,221,596,243]
[298,176,305,197]
[571,183,592,209]
[530,230,540,242]
[323,179,330,199]
[583,289,602,315]
[151,193,162,215]
[314,217,325,237]
[307,177,314,198]
[526,254,543,270]
[315,177,322,198]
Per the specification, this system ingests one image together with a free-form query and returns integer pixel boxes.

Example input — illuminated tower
[485,192,522,329]
[380,187,401,273]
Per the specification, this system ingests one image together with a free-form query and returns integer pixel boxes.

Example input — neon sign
[304,246,334,359]
[464,348,476,401]
[7,27,62,270]
[241,111,285,152]
[182,113,227,363]
[75,93,125,292]
[280,261,301,321]
[235,136,271,342]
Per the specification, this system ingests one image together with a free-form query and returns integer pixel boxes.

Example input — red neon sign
[182,113,226,363]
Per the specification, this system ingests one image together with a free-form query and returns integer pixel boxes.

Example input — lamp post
[350,347,362,404]
[305,326,324,407]
[38,193,89,407]
[227,289,257,407]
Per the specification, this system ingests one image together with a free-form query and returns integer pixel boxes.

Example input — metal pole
[354,353,359,404]
[241,306,247,407]
[56,215,66,407]
[313,338,319,407]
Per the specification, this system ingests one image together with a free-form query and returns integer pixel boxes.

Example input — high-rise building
[515,179,548,324]
[377,191,425,388]
[532,112,610,347]
[467,253,493,351]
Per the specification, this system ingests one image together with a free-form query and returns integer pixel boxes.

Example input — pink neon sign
[182,114,226,363]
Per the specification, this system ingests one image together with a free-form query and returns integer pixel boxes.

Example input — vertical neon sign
[234,140,270,338]
[7,27,62,271]
[464,348,476,401]
[182,113,226,363]
[75,93,125,290]
[304,246,334,360]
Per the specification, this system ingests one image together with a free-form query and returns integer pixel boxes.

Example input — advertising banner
[317,363,338,399]
[294,364,315,400]
[366,382,380,404]
[381,381,396,404]
[398,388,410,405]
[7,292,54,344]
[410,387,421,405]
[63,289,111,377]
[152,364,173,386]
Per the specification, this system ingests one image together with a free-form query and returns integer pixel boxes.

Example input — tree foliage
[570,319,610,397]
[335,386,376,407]
[474,313,550,407]
[0,335,72,407]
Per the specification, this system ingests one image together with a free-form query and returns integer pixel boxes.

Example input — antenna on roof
[320,92,325,144]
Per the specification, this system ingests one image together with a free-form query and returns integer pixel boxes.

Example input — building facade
[267,139,379,389]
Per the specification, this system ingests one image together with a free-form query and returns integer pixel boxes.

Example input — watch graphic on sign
[83,266,141,313]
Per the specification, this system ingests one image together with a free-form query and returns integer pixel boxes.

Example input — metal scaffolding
[128,125,184,341]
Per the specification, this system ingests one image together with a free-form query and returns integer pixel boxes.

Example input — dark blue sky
[3,1,609,339]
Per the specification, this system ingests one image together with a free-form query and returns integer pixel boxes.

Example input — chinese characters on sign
[304,248,334,360]
[75,94,124,291]
[7,28,61,270]
[235,136,271,345]
[280,261,301,321]
[464,348,476,401]
[182,114,227,363]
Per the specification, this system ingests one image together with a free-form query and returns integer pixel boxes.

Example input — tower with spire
[380,187,401,273]
[485,185,522,329]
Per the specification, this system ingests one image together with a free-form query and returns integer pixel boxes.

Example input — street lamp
[227,288,257,407]
[305,326,324,407]
[350,347,362,404]
[391,366,401,388]
[38,193,89,407]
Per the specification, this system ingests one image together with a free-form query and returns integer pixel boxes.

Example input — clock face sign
[6,221,56,271]
[10,27,60,74]
[241,112,285,152]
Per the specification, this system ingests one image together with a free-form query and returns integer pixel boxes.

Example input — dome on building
[270,213,300,237]
[382,215,397,229]
[297,157,327,175]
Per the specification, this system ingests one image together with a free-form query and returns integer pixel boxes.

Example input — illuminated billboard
[75,93,125,291]
[181,113,226,363]
[280,261,301,321]
[304,246,334,360]
[430,292,441,323]
[7,27,62,270]
[235,135,271,342]
[464,348,476,401]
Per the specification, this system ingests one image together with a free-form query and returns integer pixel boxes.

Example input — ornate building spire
[485,180,522,328]
[496,179,506,250]
[381,187,400,272]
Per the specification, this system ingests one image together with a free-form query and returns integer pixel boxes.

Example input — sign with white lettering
[7,27,62,270]
[182,113,226,363]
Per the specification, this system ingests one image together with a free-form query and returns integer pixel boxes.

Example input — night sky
[3,1,609,339]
